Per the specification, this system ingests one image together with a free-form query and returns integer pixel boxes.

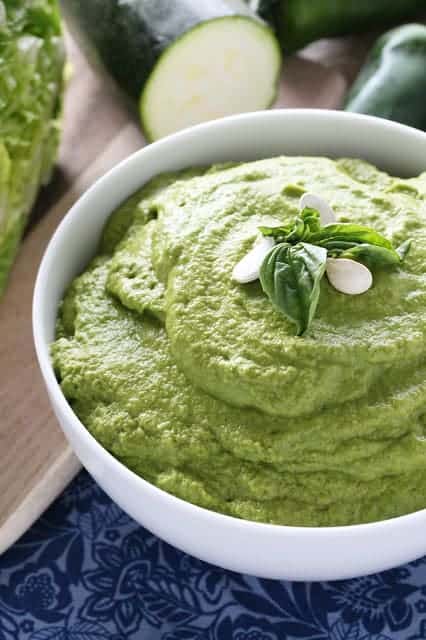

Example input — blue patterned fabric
[1,472,426,639]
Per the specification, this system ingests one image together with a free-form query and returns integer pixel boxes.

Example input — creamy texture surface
[52,156,426,526]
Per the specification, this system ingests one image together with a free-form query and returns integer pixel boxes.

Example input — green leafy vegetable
[255,204,412,335]
[339,244,401,269]
[309,223,395,250]
[300,207,322,235]
[260,207,321,244]
[258,224,291,242]
[309,223,408,268]
[0,0,65,296]
[259,241,327,335]
[261,216,409,267]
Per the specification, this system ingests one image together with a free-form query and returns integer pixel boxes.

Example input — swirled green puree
[52,157,426,526]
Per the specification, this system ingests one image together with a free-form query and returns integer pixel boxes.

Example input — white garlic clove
[232,236,275,283]
[326,258,373,295]
[299,192,336,225]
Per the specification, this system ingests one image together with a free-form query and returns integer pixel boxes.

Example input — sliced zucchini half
[140,15,281,141]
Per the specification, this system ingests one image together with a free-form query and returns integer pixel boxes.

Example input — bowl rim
[33,108,426,539]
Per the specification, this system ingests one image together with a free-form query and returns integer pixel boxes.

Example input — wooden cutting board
[0,34,144,554]
[0,29,369,554]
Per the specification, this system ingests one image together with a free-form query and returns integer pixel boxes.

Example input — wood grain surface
[0,34,143,554]
[0,29,371,553]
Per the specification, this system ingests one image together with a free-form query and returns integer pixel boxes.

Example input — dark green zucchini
[61,0,282,141]
[255,0,424,53]
[344,24,426,131]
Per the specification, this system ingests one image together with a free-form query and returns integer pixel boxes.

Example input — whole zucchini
[0,0,65,297]
[344,24,426,131]
[61,0,282,141]
[256,0,424,53]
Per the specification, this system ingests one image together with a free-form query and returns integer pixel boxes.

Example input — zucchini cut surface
[140,16,281,140]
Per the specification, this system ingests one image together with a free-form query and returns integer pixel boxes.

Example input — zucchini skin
[345,24,426,131]
[61,0,263,100]
[258,0,424,53]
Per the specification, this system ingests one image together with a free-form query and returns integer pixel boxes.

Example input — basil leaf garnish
[338,243,401,269]
[299,207,322,235]
[259,207,321,244]
[254,202,412,336]
[258,224,291,243]
[309,224,410,268]
[309,223,395,250]
[259,242,327,336]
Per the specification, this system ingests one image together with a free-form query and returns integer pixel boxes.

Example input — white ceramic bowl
[33,110,426,581]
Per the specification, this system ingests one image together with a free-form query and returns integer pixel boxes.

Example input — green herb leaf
[309,223,394,251]
[259,207,321,244]
[300,207,322,235]
[339,243,401,269]
[256,207,411,330]
[259,242,327,336]
[309,223,411,268]
[321,240,361,253]
[258,224,291,242]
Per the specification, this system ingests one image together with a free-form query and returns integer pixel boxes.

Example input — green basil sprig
[259,207,321,243]
[258,207,411,335]
[260,242,327,336]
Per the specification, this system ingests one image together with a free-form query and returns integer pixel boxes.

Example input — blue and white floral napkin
[1,471,425,640]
